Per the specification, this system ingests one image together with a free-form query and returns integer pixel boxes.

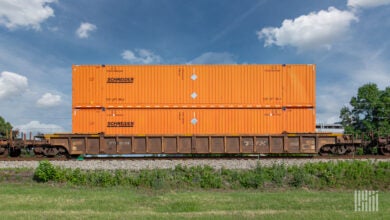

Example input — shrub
[270,164,286,186]
[289,166,306,187]
[238,171,261,188]
[198,166,222,188]
[237,165,267,188]
[31,160,390,190]
[33,160,57,182]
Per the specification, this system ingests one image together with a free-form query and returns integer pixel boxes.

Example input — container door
[72,65,105,108]
[262,65,283,107]
[282,65,315,107]
[282,108,315,133]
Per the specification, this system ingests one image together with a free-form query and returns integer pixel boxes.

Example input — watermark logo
[354,190,378,212]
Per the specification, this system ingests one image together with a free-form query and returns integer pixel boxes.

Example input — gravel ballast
[0,158,389,170]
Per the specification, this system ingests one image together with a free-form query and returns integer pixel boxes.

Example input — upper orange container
[72,64,315,108]
[72,108,315,135]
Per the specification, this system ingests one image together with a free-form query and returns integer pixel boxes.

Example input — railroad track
[81,155,389,160]
[0,155,388,161]
[0,157,68,161]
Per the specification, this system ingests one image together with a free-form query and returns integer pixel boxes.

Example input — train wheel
[56,151,70,159]
[379,145,390,156]
[9,148,21,157]
[319,149,329,156]
[319,145,331,156]
[42,147,59,157]
[336,145,347,155]
[0,147,9,157]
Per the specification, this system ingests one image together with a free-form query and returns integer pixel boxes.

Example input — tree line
[0,116,12,137]
[340,83,390,136]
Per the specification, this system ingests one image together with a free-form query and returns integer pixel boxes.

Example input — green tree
[0,116,13,137]
[340,83,390,135]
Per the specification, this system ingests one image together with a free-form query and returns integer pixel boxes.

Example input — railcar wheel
[319,145,332,156]
[319,149,329,156]
[9,148,21,157]
[0,147,9,157]
[334,145,347,155]
[379,145,390,156]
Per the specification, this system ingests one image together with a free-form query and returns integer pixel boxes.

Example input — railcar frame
[2,132,389,158]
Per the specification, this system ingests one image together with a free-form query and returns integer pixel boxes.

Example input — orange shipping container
[72,64,315,108]
[72,108,315,135]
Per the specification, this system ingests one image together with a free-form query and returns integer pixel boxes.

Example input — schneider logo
[107,77,134,83]
[107,122,135,127]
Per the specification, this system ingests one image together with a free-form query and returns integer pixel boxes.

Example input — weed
[31,160,390,190]
[33,160,57,182]
[356,148,364,155]
[289,166,307,187]
[270,163,287,186]
[198,166,222,189]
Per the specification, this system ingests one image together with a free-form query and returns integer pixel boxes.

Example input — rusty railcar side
[39,133,352,156]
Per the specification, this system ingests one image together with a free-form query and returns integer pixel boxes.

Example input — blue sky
[0,0,389,133]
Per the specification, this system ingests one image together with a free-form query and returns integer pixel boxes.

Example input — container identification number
[107,122,135,127]
[107,77,134,83]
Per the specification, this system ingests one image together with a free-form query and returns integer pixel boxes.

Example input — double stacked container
[72,64,316,135]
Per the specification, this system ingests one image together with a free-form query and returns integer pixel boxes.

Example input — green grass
[0,183,388,219]
[0,168,34,183]
[0,161,388,219]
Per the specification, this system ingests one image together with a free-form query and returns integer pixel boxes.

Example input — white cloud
[121,49,162,64]
[36,92,61,107]
[15,120,64,134]
[257,7,358,50]
[316,85,352,124]
[352,65,389,89]
[76,22,97,38]
[335,44,390,89]
[0,37,72,131]
[0,0,55,30]
[317,62,389,124]
[188,52,237,64]
[348,0,390,8]
[0,71,28,99]
[315,44,390,124]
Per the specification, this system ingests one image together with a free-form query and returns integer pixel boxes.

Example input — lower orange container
[72,108,315,135]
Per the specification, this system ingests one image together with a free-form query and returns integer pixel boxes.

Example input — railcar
[2,64,388,158]
[1,132,389,158]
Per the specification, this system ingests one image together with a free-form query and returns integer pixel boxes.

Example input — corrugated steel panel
[72,108,315,135]
[72,64,315,108]
[49,133,337,154]
[72,65,105,107]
